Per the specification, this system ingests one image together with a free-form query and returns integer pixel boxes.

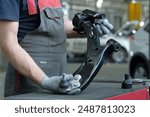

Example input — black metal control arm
[72,9,121,91]
[73,9,105,33]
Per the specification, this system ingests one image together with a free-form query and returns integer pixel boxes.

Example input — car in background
[100,33,130,63]
[100,20,141,63]
[129,19,150,79]
[67,20,140,62]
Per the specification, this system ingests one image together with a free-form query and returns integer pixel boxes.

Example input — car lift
[5,9,150,100]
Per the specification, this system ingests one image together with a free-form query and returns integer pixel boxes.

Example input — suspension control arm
[72,14,120,91]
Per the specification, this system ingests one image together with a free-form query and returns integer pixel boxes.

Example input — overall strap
[27,0,38,15]
[18,0,38,15]
[26,0,62,15]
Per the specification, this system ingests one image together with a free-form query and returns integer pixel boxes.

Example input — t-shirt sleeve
[0,0,19,21]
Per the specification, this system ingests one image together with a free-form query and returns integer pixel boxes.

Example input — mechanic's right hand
[41,73,81,95]
[95,18,113,36]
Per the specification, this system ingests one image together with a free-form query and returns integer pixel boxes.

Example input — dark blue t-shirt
[0,0,40,42]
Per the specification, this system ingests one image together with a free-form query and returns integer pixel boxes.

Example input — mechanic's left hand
[94,18,113,36]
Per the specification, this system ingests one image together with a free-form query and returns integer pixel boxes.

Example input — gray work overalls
[4,0,67,96]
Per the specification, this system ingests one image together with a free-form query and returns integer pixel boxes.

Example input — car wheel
[111,48,128,63]
[132,63,148,79]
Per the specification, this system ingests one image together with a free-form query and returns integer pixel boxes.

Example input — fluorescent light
[96,0,103,8]
[139,21,144,27]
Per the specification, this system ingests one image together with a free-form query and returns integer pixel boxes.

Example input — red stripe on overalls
[15,71,22,92]
[38,0,62,11]
[27,0,62,15]
[27,0,38,15]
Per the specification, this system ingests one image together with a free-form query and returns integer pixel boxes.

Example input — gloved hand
[41,73,81,95]
[94,18,113,36]
[73,9,113,36]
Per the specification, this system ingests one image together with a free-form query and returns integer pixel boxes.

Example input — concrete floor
[0,63,128,100]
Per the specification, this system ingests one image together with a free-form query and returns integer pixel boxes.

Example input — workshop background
[0,0,149,99]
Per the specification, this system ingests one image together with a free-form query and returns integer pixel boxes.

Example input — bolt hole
[87,59,92,63]
[114,44,121,52]
[95,48,99,51]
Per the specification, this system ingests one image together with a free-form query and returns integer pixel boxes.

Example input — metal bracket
[73,21,121,91]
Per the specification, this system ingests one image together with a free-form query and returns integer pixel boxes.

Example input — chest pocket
[38,7,66,46]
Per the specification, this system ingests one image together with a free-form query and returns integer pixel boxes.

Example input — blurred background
[61,0,149,77]
[64,0,149,81]
[0,0,149,99]
[63,0,149,30]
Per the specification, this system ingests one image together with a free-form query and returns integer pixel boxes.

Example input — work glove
[94,18,113,36]
[73,9,113,36]
[41,73,81,95]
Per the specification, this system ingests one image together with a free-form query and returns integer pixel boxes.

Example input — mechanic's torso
[5,0,67,96]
